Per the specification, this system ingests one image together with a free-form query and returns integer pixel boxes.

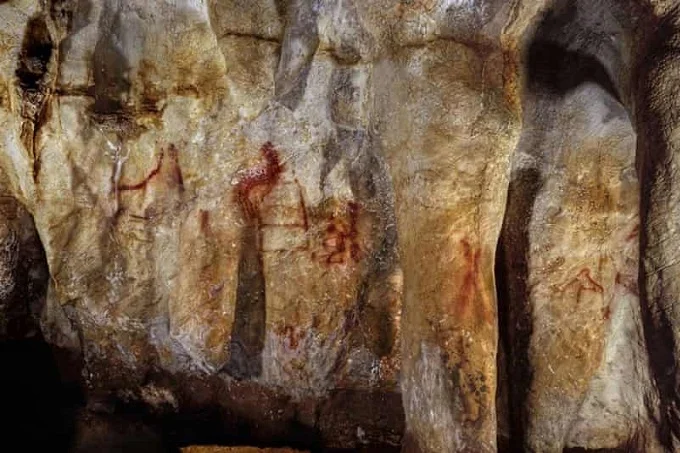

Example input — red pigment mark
[626,224,640,242]
[558,268,604,303]
[616,272,639,296]
[295,179,309,231]
[199,209,210,234]
[129,213,151,221]
[455,239,494,325]
[321,201,362,265]
[118,152,164,191]
[234,142,283,221]
[602,305,612,320]
[116,144,184,193]
[275,324,306,349]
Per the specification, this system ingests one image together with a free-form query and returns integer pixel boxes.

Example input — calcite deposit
[3,0,680,452]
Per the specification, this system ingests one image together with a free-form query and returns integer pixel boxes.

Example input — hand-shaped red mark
[321,201,361,265]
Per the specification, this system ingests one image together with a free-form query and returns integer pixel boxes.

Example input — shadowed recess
[224,224,266,379]
[496,168,541,452]
[16,15,53,92]
[636,5,680,449]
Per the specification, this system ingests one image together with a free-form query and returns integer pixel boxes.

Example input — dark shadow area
[564,433,643,453]
[275,0,319,111]
[1,363,403,452]
[156,386,402,452]
[527,40,621,103]
[0,337,82,452]
[92,6,131,115]
[634,5,680,450]
[495,168,541,453]
[224,223,266,380]
[525,0,623,102]
[15,14,53,93]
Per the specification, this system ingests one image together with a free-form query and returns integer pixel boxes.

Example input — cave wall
[1,0,680,452]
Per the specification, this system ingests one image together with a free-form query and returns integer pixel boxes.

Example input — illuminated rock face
[1,0,680,451]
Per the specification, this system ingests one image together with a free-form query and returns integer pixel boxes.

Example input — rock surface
[2,0,680,452]
[181,448,306,453]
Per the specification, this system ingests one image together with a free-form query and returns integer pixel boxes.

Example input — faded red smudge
[626,224,640,242]
[199,209,210,234]
[602,305,611,320]
[454,239,493,325]
[276,324,306,349]
[616,272,639,296]
[234,142,283,221]
[295,179,309,232]
[321,201,362,265]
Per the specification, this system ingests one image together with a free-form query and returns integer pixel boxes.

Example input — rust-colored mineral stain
[234,142,283,221]
[454,239,494,325]
[118,152,165,191]
[199,209,211,235]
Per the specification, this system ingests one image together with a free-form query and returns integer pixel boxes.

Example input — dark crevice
[15,12,55,171]
[0,203,83,451]
[220,30,282,44]
[347,133,400,359]
[16,15,53,93]
[634,5,680,450]
[495,168,541,453]
[224,223,266,379]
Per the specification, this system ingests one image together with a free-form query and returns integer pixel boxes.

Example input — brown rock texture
[2,0,680,452]
[181,448,306,453]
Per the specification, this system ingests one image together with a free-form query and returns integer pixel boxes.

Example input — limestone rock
[2,0,680,452]
[181,448,306,453]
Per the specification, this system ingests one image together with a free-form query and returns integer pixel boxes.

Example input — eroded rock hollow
[1,0,680,451]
